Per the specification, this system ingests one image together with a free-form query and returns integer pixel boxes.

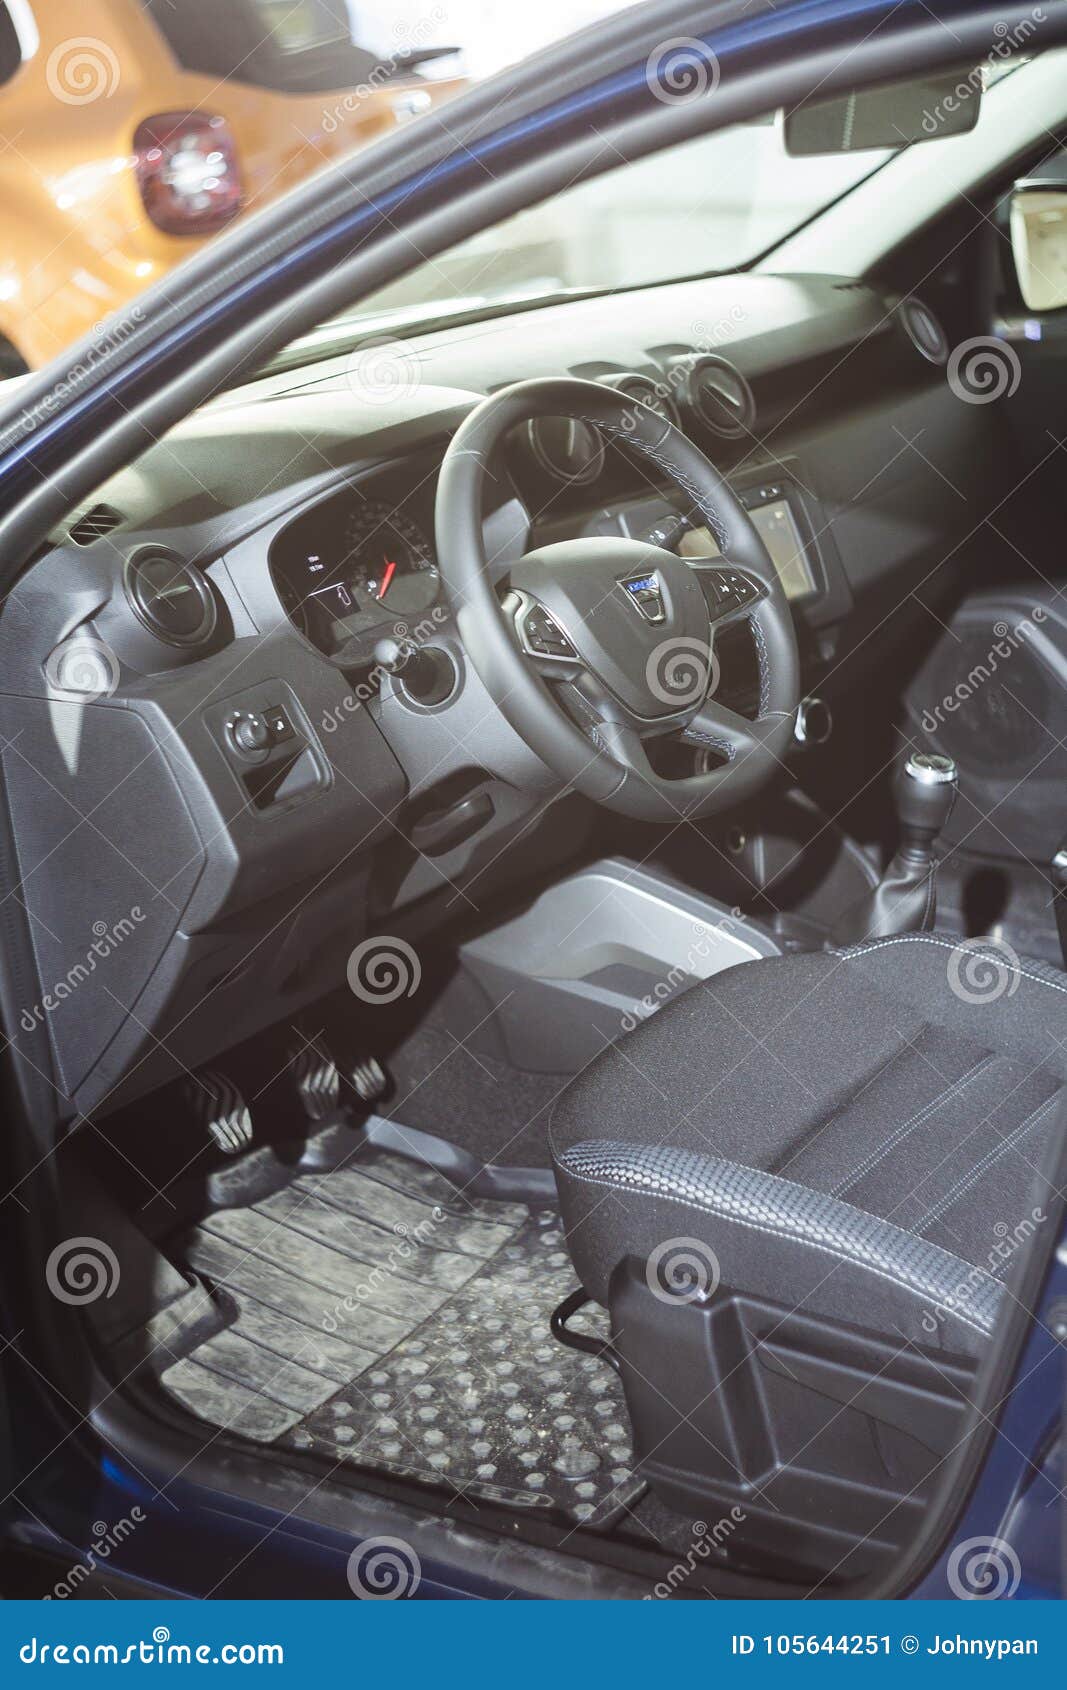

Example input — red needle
[378,559,397,600]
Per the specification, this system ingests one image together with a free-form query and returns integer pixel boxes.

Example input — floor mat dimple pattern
[161,1141,643,1529]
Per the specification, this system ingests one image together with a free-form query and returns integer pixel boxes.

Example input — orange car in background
[0,0,465,371]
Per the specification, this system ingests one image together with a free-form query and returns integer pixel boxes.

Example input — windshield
[286,54,1026,356]
[320,118,892,335]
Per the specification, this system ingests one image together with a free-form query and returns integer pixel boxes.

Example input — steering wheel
[435,377,800,820]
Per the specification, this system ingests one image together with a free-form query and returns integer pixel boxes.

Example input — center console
[451,859,781,1074]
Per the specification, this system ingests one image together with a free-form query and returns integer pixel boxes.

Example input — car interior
[7,42,1067,1596]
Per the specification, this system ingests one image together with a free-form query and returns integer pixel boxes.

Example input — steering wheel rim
[435,376,800,820]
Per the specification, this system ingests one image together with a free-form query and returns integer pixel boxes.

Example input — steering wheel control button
[522,604,575,659]
[700,567,761,620]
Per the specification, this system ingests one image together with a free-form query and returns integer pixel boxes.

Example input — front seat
[550,932,1065,1573]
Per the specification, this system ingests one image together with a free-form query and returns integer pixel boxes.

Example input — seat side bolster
[556,1138,1003,1341]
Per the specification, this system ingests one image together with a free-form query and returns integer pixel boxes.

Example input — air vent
[525,416,605,486]
[676,355,757,439]
[898,297,949,366]
[124,547,217,648]
[68,504,123,546]
[601,373,680,430]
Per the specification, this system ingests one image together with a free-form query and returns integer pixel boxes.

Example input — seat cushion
[550,933,1067,1356]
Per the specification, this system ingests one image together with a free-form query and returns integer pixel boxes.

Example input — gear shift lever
[832,752,958,946]
[895,751,959,856]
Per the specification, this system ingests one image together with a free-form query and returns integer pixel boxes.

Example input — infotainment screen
[681,498,816,602]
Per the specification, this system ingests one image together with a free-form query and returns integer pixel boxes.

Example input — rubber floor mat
[161,1141,643,1529]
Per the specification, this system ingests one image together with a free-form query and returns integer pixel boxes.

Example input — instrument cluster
[271,493,441,657]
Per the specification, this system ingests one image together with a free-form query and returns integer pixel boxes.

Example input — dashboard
[267,444,823,670]
[0,269,1001,1128]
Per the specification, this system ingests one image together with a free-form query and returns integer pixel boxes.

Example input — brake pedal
[186,1071,253,1156]
[351,1056,387,1104]
[291,1043,342,1122]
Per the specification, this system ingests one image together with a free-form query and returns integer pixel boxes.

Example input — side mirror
[1010,182,1067,313]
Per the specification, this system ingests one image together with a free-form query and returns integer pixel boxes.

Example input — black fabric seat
[551,933,1067,1358]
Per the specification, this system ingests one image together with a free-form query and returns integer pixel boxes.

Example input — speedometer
[341,501,439,622]
[273,495,442,656]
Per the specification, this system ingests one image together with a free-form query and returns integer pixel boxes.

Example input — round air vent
[676,355,756,439]
[124,547,217,648]
[898,297,949,365]
[601,372,680,430]
[525,415,605,485]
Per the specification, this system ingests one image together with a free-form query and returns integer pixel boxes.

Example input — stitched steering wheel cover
[435,376,800,820]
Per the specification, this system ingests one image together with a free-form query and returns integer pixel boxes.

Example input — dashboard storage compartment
[608,1258,976,1579]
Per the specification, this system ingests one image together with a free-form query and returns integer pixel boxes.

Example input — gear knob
[831,752,958,946]
[895,751,958,852]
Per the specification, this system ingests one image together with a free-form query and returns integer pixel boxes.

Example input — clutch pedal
[186,1070,253,1156]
